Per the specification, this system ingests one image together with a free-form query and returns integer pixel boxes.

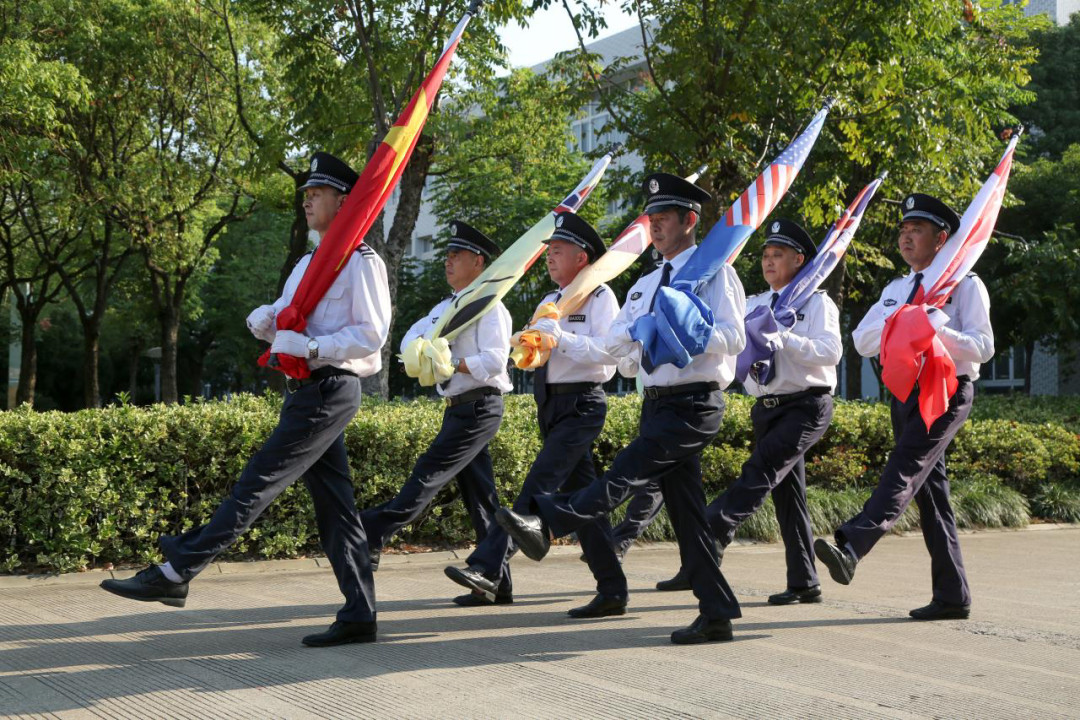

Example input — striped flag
[674,101,833,289]
[636,103,831,371]
[736,172,886,385]
[881,131,1021,429]
[260,3,478,379]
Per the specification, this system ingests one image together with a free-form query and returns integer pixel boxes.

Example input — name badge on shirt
[568,314,586,323]
[884,299,897,307]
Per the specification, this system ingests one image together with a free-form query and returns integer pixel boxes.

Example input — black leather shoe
[453,590,513,607]
[444,565,500,602]
[495,508,550,561]
[100,565,188,608]
[814,538,856,585]
[369,545,381,572]
[670,614,733,644]
[767,586,822,605]
[909,600,970,620]
[302,620,377,647]
[568,594,628,619]
[656,567,691,592]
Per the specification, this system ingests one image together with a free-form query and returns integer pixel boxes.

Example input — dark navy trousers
[361,393,508,591]
[611,479,665,549]
[707,393,833,590]
[467,386,624,596]
[836,378,974,606]
[534,389,741,620]
[160,375,376,623]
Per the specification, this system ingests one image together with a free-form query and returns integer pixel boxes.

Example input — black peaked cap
[642,172,712,215]
[764,219,817,260]
[447,220,500,260]
[901,193,961,236]
[299,152,359,194]
[546,211,607,262]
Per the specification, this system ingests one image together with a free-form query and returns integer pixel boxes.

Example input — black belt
[285,366,357,393]
[642,381,721,400]
[758,386,830,409]
[446,386,501,407]
[547,382,602,396]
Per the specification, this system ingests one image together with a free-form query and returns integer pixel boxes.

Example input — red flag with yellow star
[260,5,477,378]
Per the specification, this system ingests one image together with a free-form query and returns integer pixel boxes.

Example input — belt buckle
[286,378,300,393]
[643,387,659,400]
[763,397,779,409]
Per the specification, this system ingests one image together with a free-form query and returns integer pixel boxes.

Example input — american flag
[672,102,832,288]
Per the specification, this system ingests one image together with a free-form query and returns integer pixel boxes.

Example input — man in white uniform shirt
[654,220,841,604]
[361,221,514,600]
[498,173,749,644]
[815,193,994,621]
[444,212,623,613]
[102,152,392,648]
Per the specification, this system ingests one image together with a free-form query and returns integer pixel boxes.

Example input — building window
[979,345,1026,392]
[570,102,624,153]
[415,235,433,257]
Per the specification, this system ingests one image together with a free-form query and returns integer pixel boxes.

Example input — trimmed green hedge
[1,393,1077,573]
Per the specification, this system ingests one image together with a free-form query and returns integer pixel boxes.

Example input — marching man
[815,193,994,620]
[654,220,841,604]
[361,222,514,604]
[101,152,391,647]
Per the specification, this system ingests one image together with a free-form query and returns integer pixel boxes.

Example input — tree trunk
[15,314,36,406]
[81,317,102,408]
[279,178,310,294]
[159,305,180,404]
[844,344,862,400]
[127,339,141,401]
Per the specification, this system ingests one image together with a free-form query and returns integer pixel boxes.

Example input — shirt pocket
[314,276,349,324]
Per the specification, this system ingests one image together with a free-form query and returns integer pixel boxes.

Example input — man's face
[761,244,805,290]
[649,207,696,259]
[303,186,345,234]
[444,248,485,291]
[545,239,588,288]
[897,219,947,271]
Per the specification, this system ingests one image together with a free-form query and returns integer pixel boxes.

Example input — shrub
[0,391,1076,574]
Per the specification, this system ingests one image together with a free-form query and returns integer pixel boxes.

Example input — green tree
[987,143,1080,388]
[1015,14,1080,160]
[552,0,1041,396]
[222,0,534,397]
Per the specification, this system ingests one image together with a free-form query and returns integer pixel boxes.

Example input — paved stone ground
[0,526,1077,719]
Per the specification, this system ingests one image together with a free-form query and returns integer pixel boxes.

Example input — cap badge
[310,158,318,172]
[771,221,780,233]
[648,179,659,194]
[556,215,564,228]
[905,196,915,209]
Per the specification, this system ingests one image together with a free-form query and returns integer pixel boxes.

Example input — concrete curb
[0,523,1074,589]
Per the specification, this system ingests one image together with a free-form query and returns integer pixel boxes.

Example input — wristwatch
[451,357,462,372]
[307,337,320,359]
